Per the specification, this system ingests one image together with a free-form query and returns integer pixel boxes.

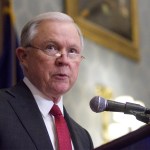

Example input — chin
[57,86,72,95]
[57,88,69,95]
[52,82,73,94]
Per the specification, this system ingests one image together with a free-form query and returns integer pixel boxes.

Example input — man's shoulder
[0,81,28,102]
[0,87,10,98]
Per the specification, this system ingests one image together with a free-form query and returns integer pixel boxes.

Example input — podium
[94,125,150,150]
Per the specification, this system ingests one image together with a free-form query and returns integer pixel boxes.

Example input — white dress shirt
[23,77,74,150]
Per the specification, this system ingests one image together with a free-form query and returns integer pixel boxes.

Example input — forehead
[37,20,79,35]
[33,20,82,47]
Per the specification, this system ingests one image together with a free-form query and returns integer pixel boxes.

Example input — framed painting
[65,0,140,61]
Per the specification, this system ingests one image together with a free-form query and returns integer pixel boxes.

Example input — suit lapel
[64,108,83,150]
[5,81,53,150]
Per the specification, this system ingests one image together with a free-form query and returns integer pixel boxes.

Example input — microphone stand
[130,111,150,124]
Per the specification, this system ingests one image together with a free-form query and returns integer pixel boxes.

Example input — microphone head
[90,96,107,113]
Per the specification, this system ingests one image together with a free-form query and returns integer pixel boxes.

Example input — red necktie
[50,104,72,150]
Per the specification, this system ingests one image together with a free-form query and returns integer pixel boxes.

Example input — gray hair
[20,12,84,50]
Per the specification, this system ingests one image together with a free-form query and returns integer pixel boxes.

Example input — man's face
[17,20,82,102]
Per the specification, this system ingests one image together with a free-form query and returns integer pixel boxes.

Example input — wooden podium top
[94,125,150,150]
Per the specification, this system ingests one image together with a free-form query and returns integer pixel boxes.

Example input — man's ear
[16,47,28,67]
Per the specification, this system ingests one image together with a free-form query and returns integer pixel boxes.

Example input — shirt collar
[23,77,64,117]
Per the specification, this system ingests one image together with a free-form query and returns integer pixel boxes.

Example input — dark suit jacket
[0,81,93,150]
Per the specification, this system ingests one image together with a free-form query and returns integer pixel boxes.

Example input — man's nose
[55,52,70,65]
[58,51,69,59]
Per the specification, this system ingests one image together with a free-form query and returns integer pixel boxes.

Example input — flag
[0,0,23,88]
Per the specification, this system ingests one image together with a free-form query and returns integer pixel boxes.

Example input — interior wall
[13,0,150,148]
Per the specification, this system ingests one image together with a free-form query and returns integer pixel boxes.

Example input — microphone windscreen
[90,96,106,113]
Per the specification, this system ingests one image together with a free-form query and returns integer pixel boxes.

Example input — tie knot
[50,104,62,117]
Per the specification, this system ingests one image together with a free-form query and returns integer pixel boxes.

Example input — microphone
[90,96,150,115]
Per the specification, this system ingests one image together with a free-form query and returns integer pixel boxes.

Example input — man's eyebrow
[69,43,81,49]
[41,40,81,50]
[41,40,59,46]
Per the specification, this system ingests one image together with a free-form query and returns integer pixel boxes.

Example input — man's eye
[46,45,57,51]
[69,48,79,54]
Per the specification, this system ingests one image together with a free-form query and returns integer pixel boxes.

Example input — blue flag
[0,0,23,88]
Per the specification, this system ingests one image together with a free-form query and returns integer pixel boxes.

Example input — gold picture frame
[65,0,140,61]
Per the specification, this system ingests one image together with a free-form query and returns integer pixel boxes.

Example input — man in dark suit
[0,12,93,150]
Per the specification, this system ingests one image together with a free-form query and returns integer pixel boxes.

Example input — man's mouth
[54,73,69,80]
